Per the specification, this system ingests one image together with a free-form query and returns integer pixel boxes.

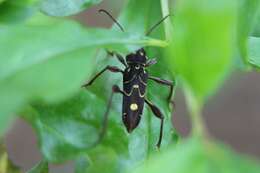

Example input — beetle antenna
[99,9,125,32]
[146,14,171,36]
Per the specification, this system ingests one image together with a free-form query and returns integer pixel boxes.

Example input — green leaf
[252,11,260,37]
[27,160,48,173]
[116,0,167,38]
[75,155,91,173]
[0,0,5,4]
[237,0,260,66]
[168,0,237,101]
[24,90,128,162]
[116,0,151,34]
[40,0,102,17]
[76,147,118,173]
[0,0,37,24]
[0,19,166,134]
[132,138,260,173]
[248,37,260,69]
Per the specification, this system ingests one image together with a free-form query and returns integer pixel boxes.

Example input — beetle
[83,9,174,148]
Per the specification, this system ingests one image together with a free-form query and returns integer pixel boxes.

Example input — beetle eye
[135,65,140,69]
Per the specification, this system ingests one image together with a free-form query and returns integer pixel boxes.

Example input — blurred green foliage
[134,138,260,173]
[168,0,237,102]
[0,0,38,23]
[0,0,259,173]
[237,0,260,67]
[249,37,260,69]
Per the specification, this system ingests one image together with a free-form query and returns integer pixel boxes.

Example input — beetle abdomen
[122,66,148,131]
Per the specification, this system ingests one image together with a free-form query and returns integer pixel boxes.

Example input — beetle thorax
[126,48,147,65]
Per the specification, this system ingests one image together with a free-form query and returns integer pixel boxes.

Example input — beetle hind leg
[95,85,124,145]
[145,98,164,148]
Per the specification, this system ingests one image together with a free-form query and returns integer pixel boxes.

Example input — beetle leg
[97,85,124,144]
[148,76,174,103]
[145,58,157,67]
[82,66,123,88]
[107,51,127,67]
[145,98,164,148]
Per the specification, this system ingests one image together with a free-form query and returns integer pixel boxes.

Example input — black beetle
[83,9,174,148]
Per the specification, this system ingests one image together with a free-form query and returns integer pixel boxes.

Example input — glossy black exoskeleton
[83,9,174,148]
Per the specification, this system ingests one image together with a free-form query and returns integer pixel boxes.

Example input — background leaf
[0,0,37,24]
[115,0,150,34]
[248,37,260,69]
[237,0,260,67]
[168,0,237,101]
[40,0,102,17]
[252,11,260,37]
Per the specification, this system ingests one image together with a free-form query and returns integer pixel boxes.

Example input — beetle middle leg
[148,76,174,103]
[145,98,164,148]
[96,85,125,144]
[82,66,123,87]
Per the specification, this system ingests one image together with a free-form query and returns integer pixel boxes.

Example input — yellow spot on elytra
[130,103,138,111]
[133,85,139,88]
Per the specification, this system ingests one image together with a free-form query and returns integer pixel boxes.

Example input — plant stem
[160,0,173,40]
[0,141,7,173]
[144,38,169,47]
[184,87,208,139]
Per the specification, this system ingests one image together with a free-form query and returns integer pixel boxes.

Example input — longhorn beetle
[83,9,174,148]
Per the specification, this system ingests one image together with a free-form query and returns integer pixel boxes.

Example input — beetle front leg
[96,85,124,144]
[148,76,174,103]
[145,98,164,148]
[82,66,123,88]
[107,51,127,67]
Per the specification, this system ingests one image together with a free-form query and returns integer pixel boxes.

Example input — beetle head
[126,48,147,65]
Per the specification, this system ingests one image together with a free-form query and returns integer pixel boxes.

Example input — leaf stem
[160,0,173,40]
[125,38,169,48]
[184,87,208,139]
[0,141,7,173]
